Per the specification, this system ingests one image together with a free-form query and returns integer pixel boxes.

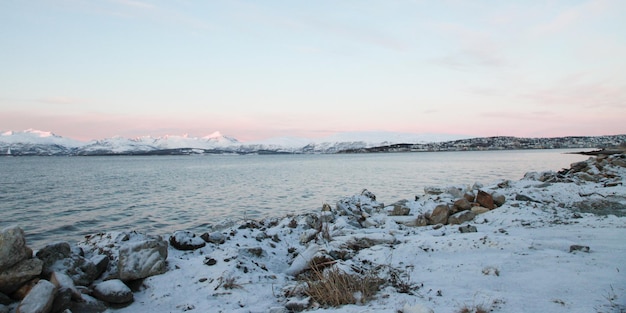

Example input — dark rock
[569,245,590,253]
[91,255,109,279]
[570,161,589,173]
[51,286,72,313]
[203,258,217,266]
[0,292,11,305]
[0,226,33,272]
[49,272,81,301]
[0,304,7,313]
[69,294,108,313]
[35,242,72,273]
[476,190,495,209]
[241,247,264,258]
[118,237,168,281]
[388,202,411,216]
[201,231,226,245]
[169,230,206,251]
[429,205,450,225]
[0,258,43,295]
[458,225,478,233]
[415,214,429,227]
[10,278,39,301]
[92,279,133,304]
[361,189,376,201]
[515,194,540,203]
[16,279,56,313]
[45,254,99,287]
[463,192,475,202]
[448,211,476,225]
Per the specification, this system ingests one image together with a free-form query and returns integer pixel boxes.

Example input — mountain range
[0,129,469,156]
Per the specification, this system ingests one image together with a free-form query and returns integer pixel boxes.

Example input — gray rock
[429,205,450,225]
[515,194,539,203]
[388,202,411,216]
[415,214,429,227]
[0,226,32,272]
[16,279,56,313]
[92,279,133,304]
[169,230,206,251]
[49,272,81,300]
[45,254,99,287]
[492,193,506,207]
[424,186,444,195]
[470,206,490,215]
[91,254,109,279]
[459,225,478,233]
[0,258,43,295]
[448,211,476,225]
[0,304,8,313]
[118,237,168,281]
[35,242,72,274]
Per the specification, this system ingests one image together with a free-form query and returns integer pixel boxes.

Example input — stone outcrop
[429,204,450,225]
[16,279,56,313]
[476,190,495,209]
[0,226,32,271]
[118,237,168,281]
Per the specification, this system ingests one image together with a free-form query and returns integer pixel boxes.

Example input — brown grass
[458,304,490,313]
[302,266,383,307]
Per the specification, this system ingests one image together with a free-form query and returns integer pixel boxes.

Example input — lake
[0,149,590,248]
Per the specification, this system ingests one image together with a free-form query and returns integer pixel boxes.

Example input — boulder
[169,230,206,251]
[429,205,450,225]
[470,206,490,215]
[463,192,475,202]
[424,186,444,195]
[415,214,429,227]
[200,231,226,244]
[92,279,133,304]
[10,278,39,301]
[0,226,32,271]
[492,193,506,207]
[0,292,11,305]
[16,279,56,313]
[69,294,108,313]
[459,225,478,233]
[51,287,72,313]
[49,272,81,300]
[388,201,411,216]
[35,242,72,275]
[476,190,495,209]
[452,198,472,213]
[118,237,168,281]
[90,254,109,279]
[0,305,7,313]
[0,258,43,294]
[448,211,476,225]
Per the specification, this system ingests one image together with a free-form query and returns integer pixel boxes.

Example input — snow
[68,154,626,313]
[0,128,84,147]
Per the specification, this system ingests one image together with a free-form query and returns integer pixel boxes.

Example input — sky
[1,0,625,142]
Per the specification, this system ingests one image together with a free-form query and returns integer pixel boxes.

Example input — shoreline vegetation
[1,152,625,313]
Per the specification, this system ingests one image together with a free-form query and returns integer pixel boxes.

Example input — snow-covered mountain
[0,129,465,155]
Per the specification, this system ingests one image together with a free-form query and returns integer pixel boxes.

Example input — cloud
[532,0,613,36]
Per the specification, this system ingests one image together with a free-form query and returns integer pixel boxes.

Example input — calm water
[0,150,589,248]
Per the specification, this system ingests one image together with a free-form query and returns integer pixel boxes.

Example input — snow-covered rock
[16,279,56,313]
[92,279,133,304]
[169,230,206,251]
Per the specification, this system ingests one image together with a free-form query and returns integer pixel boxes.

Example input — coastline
[1,153,625,313]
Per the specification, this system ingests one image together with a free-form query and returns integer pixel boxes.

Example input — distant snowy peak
[0,129,84,147]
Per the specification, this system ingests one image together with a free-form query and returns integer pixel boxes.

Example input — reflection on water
[0,150,589,248]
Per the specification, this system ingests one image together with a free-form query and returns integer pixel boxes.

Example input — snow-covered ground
[72,154,625,313]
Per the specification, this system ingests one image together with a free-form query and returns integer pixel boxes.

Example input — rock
[402,303,434,313]
[201,231,226,245]
[0,304,7,313]
[470,206,490,215]
[570,161,588,173]
[0,292,11,305]
[515,194,539,203]
[361,189,376,201]
[0,226,33,272]
[0,258,43,294]
[35,242,72,274]
[92,279,133,304]
[424,186,444,195]
[49,272,81,300]
[16,279,56,313]
[446,186,466,198]
[576,172,597,182]
[10,278,39,301]
[69,294,108,313]
[90,255,109,279]
[388,202,411,216]
[459,225,478,233]
[448,211,476,225]
[452,198,472,213]
[476,190,495,209]
[51,287,72,313]
[463,192,475,202]
[118,237,168,281]
[415,214,429,227]
[569,245,590,253]
[42,252,99,287]
[169,230,206,251]
[492,193,506,207]
[429,205,450,225]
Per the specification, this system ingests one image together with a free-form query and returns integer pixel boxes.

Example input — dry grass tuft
[215,276,243,290]
[302,266,383,307]
[458,303,491,313]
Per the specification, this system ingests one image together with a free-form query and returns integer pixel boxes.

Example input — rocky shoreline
[1,153,625,313]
